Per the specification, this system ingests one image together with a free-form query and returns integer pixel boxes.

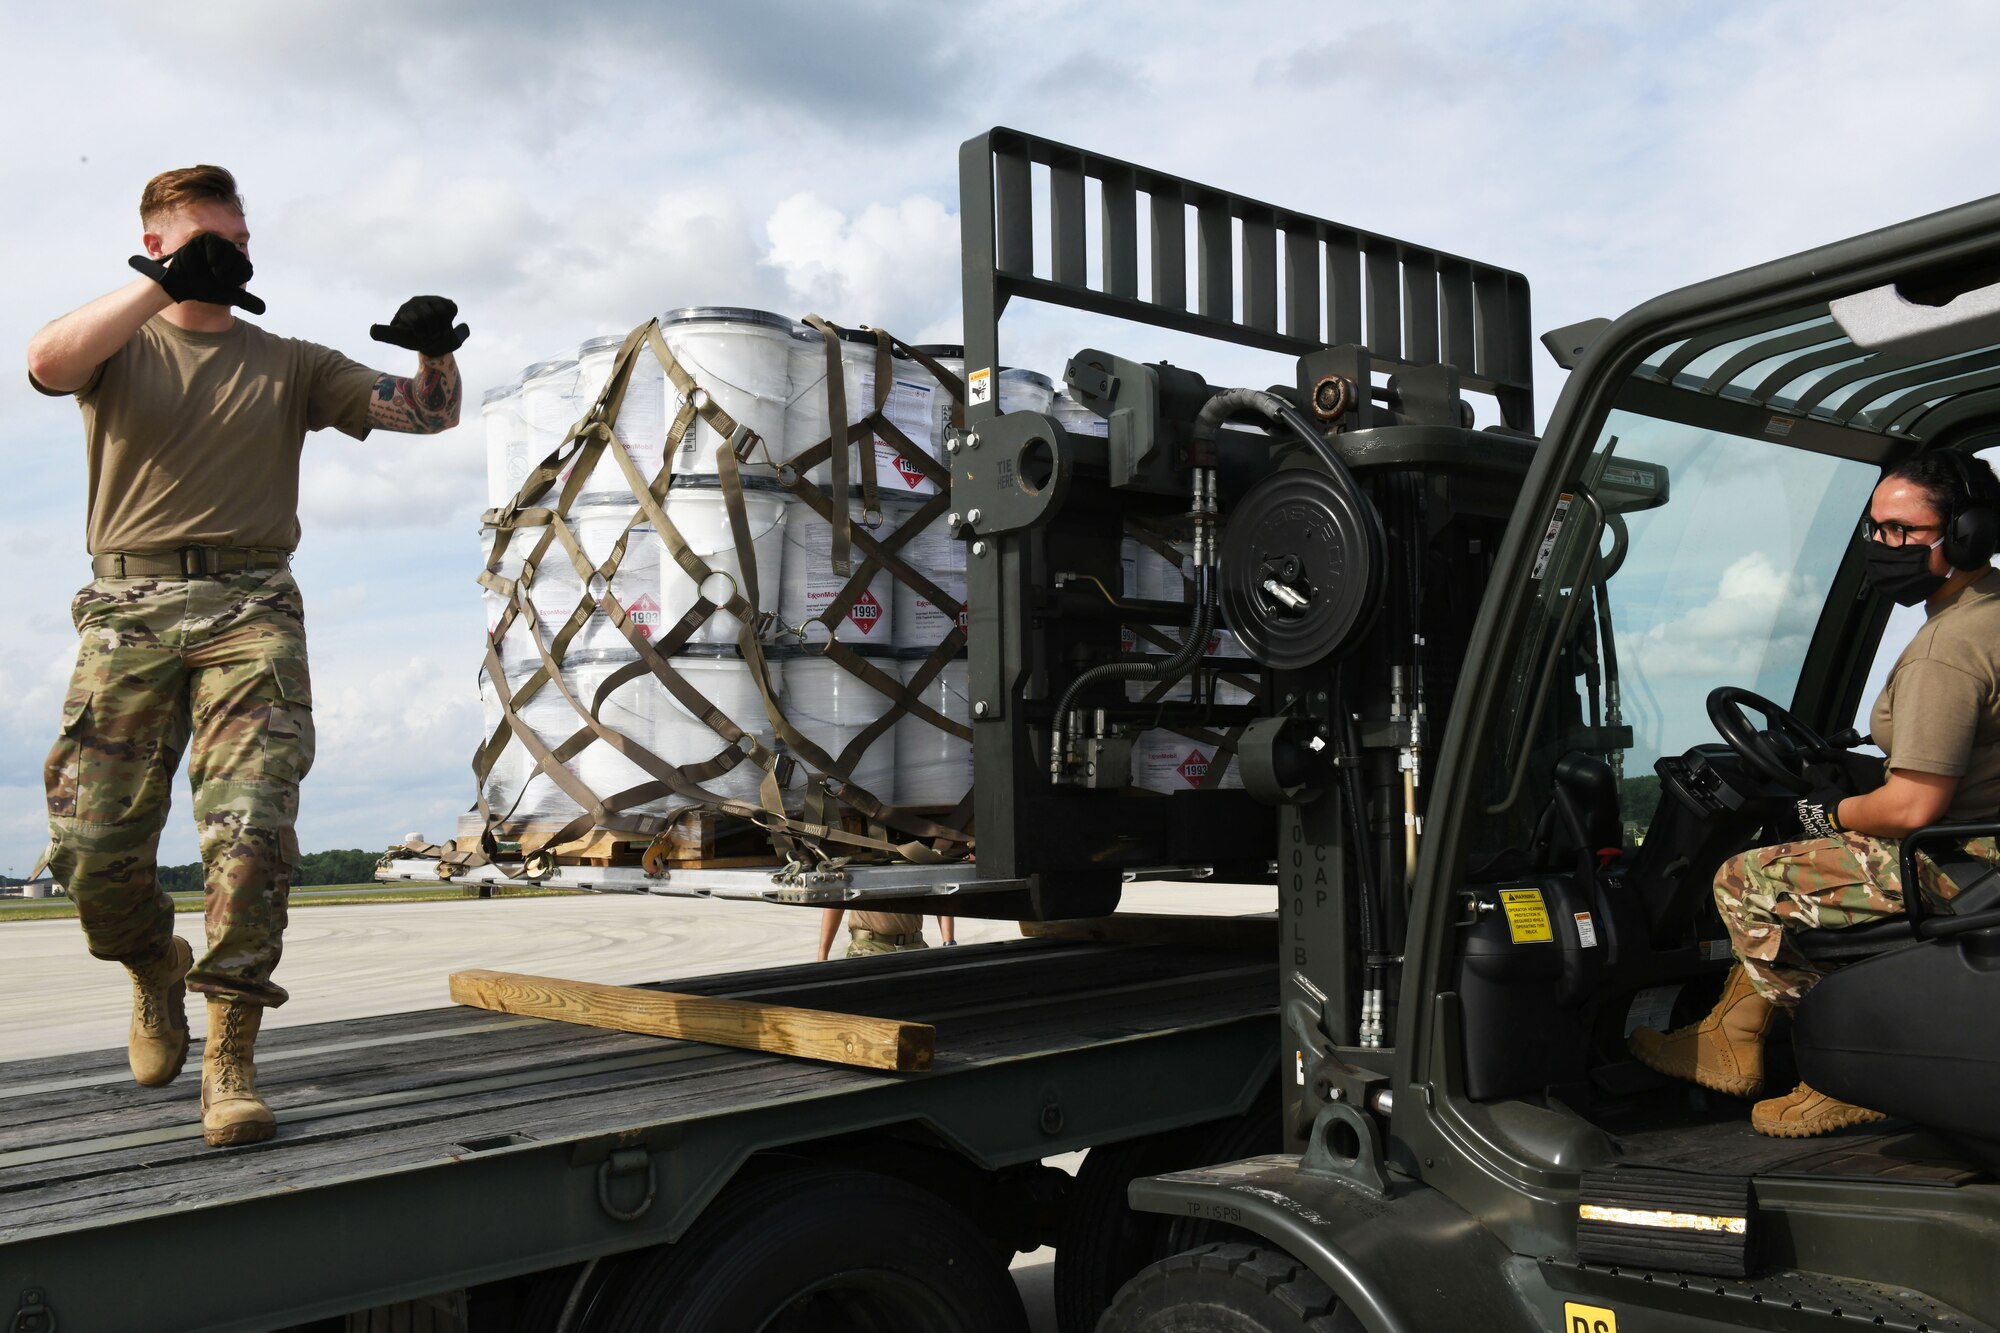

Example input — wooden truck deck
[0,932,1276,1332]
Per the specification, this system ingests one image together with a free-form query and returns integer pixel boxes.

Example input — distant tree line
[157,849,383,894]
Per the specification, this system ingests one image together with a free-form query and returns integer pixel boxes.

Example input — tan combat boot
[126,936,193,1087]
[201,998,276,1147]
[1628,964,1775,1097]
[1752,1082,1889,1138]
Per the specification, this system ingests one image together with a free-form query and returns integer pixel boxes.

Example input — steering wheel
[1706,685,1840,794]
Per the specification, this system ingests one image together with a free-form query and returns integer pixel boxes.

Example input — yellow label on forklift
[967,366,993,405]
[1563,1302,1618,1333]
[1500,889,1554,943]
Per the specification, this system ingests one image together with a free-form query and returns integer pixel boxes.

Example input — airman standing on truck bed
[26,165,469,1146]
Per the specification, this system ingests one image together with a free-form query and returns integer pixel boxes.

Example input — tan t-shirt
[1870,568,2000,821]
[36,315,378,554]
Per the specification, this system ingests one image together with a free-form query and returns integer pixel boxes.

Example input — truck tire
[1096,1243,1361,1332]
[593,1165,1029,1333]
[1052,1129,1202,1333]
[1056,1097,1280,1333]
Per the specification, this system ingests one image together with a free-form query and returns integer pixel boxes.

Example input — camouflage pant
[845,931,929,958]
[44,569,314,1007]
[1714,831,1997,1004]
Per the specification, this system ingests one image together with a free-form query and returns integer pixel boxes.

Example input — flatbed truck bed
[0,932,1275,1332]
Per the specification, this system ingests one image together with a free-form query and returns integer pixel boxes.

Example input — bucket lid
[522,358,578,382]
[912,344,965,360]
[780,488,895,525]
[666,642,755,662]
[999,367,1053,390]
[578,334,626,357]
[666,473,791,496]
[482,383,519,405]
[766,642,900,662]
[660,305,793,333]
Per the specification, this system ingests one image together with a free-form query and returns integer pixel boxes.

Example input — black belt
[91,547,292,579]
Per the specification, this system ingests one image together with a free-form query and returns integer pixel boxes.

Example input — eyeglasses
[1859,516,1944,548]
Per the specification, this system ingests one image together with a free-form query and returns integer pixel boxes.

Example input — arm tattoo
[366,353,464,434]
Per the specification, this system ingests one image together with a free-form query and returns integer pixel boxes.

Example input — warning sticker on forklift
[1499,889,1554,943]
[967,366,993,406]
[1530,495,1573,580]
[1563,1302,1619,1333]
[1573,912,1598,948]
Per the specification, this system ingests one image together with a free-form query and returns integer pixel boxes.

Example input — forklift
[952,129,2000,1329]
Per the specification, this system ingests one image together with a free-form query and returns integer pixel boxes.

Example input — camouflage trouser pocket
[43,687,90,820]
[263,658,316,784]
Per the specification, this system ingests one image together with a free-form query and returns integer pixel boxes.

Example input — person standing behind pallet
[24,165,468,1147]
[817,908,956,958]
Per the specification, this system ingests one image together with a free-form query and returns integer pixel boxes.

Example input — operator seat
[1792,823,2000,1171]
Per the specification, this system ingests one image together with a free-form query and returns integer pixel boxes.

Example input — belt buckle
[177,546,211,578]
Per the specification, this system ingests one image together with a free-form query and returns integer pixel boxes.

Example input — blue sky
[4,0,1998,873]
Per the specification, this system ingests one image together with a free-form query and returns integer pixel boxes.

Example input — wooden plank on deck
[448,969,934,1072]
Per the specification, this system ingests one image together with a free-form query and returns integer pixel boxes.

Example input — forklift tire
[593,1165,1029,1333]
[1097,1243,1361,1332]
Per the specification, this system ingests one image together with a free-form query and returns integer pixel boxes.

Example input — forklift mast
[951,128,1539,1144]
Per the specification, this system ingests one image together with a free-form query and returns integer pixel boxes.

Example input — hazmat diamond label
[849,589,884,634]
[1177,750,1212,786]
[627,593,662,640]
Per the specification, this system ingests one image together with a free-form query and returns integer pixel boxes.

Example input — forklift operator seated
[1630,448,2000,1139]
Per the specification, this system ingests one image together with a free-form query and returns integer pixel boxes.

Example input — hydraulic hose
[1049,578,1218,770]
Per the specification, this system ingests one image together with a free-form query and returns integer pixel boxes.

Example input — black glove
[1783,762,1852,840]
[370,295,469,357]
[129,232,265,315]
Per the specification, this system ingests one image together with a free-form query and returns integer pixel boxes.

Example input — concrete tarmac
[0,881,1273,1331]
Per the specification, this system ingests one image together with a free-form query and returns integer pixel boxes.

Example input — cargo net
[446,316,976,877]
[1118,520,1260,795]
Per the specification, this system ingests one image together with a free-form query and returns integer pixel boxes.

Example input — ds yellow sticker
[1500,889,1554,944]
[1563,1303,1618,1333]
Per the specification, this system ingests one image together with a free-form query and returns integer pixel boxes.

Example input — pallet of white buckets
[472,309,1064,867]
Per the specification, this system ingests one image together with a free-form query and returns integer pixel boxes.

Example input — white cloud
[11,1,2000,874]
[763,192,962,342]
[1627,552,1823,680]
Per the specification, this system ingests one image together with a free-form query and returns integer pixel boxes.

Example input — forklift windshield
[1485,406,1879,842]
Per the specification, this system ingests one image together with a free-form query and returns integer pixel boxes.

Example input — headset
[1935,448,2000,570]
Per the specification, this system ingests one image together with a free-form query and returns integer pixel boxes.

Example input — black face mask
[1863,540,1947,606]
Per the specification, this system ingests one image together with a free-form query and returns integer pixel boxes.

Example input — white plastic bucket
[894,656,972,807]
[513,675,586,823]
[1132,730,1243,793]
[911,345,965,455]
[778,495,897,645]
[514,358,584,502]
[1051,388,1107,438]
[655,482,789,646]
[787,331,942,495]
[660,308,789,481]
[999,367,1055,415]
[480,526,542,669]
[573,334,668,501]
[885,499,966,651]
[651,649,783,812]
[477,665,523,814]
[526,502,663,658]
[777,651,897,802]
[562,653,664,816]
[482,382,529,509]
